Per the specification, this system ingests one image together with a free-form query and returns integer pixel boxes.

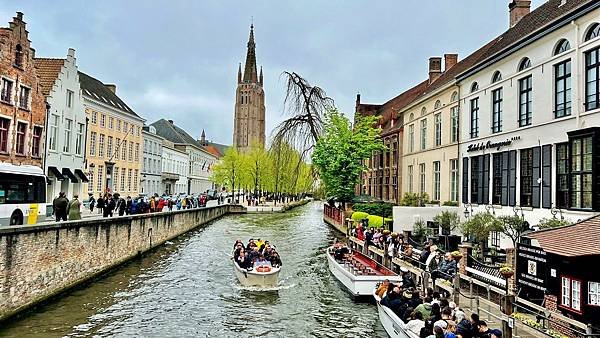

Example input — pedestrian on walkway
[68,194,82,220]
[89,194,96,213]
[53,192,69,221]
[97,194,105,215]
[117,195,127,216]
[126,196,132,215]
[103,194,115,217]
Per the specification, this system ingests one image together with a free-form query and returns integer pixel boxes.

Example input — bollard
[501,295,515,338]
[452,275,460,306]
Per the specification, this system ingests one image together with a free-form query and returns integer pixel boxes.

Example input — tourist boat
[374,291,419,338]
[232,260,281,288]
[326,246,402,297]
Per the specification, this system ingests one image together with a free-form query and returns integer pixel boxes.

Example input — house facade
[0,12,46,167]
[161,139,188,195]
[35,49,88,201]
[458,0,600,248]
[141,125,163,196]
[80,72,145,198]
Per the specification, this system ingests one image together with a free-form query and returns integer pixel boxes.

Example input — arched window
[518,57,531,71]
[471,82,479,93]
[451,91,458,102]
[14,44,23,67]
[585,23,600,42]
[409,113,414,121]
[492,71,502,83]
[554,39,571,55]
[421,107,427,116]
[434,100,442,110]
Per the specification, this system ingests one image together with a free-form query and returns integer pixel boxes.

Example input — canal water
[0,202,387,338]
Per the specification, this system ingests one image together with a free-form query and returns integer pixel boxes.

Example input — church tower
[233,24,265,151]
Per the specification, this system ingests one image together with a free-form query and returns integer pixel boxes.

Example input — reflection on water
[0,203,386,338]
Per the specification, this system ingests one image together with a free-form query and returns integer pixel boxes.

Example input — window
[451,91,458,102]
[585,23,600,42]
[91,111,97,124]
[120,168,126,191]
[88,168,94,193]
[129,141,134,161]
[127,169,133,192]
[470,98,479,138]
[392,142,398,167]
[451,107,459,143]
[408,165,413,193]
[450,159,459,202]
[434,113,442,146]
[433,161,441,201]
[135,143,140,161]
[97,165,104,192]
[585,47,600,111]
[123,121,128,134]
[18,86,30,110]
[113,167,119,192]
[100,114,106,128]
[520,148,534,207]
[99,134,106,157]
[561,276,581,312]
[137,126,141,136]
[490,231,500,248]
[492,71,502,83]
[434,100,441,110]
[571,136,593,209]
[15,122,26,155]
[32,126,42,157]
[471,82,479,93]
[492,153,503,205]
[63,118,72,153]
[121,140,127,160]
[49,115,59,151]
[420,119,427,150]
[0,117,8,153]
[519,76,533,126]
[109,117,114,129]
[419,163,426,194]
[409,113,414,121]
[492,88,503,133]
[1,78,13,103]
[408,124,414,152]
[75,123,84,155]
[421,107,427,116]
[554,39,571,55]
[107,136,113,158]
[14,44,23,68]
[66,89,74,108]
[518,58,531,71]
[117,119,121,131]
[471,158,480,203]
[589,282,600,306]
[555,60,572,118]
[134,170,139,191]
[556,143,569,209]
[89,132,97,156]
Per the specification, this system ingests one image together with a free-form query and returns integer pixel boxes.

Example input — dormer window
[518,58,531,71]
[14,44,23,68]
[492,71,502,83]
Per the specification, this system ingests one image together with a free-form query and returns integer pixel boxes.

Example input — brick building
[0,12,46,167]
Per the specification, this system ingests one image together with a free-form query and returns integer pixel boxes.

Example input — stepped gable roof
[33,58,65,96]
[78,71,140,118]
[527,215,600,257]
[460,0,594,79]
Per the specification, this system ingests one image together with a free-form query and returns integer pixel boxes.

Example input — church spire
[237,63,242,83]
[259,66,263,86]
[243,24,258,83]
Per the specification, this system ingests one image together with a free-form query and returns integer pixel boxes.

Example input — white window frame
[589,281,600,306]
[75,123,84,155]
[66,89,74,108]
[63,118,72,153]
[18,84,31,110]
[49,114,59,151]
[1,76,15,104]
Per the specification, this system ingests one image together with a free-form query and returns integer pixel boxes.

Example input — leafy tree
[537,218,572,229]
[460,213,502,252]
[312,110,384,207]
[244,142,271,195]
[412,219,429,243]
[400,192,430,206]
[497,215,530,249]
[433,210,460,233]
[210,147,244,192]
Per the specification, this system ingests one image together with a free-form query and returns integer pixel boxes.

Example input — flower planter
[500,270,514,278]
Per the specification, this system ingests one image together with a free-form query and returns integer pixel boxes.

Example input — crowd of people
[233,238,282,270]
[377,282,502,338]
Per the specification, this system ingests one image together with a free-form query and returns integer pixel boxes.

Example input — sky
[1,0,545,145]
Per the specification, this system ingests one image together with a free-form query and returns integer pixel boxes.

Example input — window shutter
[462,157,469,203]
[532,147,541,208]
[509,150,517,206]
[542,145,552,208]
[501,151,509,206]
[477,156,484,204]
[483,154,490,205]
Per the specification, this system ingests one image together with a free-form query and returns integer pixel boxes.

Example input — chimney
[104,84,116,94]
[509,0,531,28]
[444,54,458,71]
[168,119,174,124]
[429,57,442,83]
[16,12,23,21]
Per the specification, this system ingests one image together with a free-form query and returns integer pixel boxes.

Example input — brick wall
[0,204,244,321]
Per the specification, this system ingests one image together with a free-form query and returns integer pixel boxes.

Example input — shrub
[442,201,458,206]
[353,202,394,218]
[366,214,392,228]
[537,218,571,229]
[351,211,369,221]
[412,219,429,242]
[400,192,430,207]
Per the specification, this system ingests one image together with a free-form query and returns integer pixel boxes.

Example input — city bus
[0,163,49,226]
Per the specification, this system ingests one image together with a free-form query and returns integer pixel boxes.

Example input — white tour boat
[232,260,281,288]
[327,246,402,297]
[374,291,420,338]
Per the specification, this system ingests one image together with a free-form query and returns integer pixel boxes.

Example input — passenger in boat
[268,251,282,268]
[333,242,350,261]
[400,267,416,289]
[415,296,433,319]
[375,279,390,298]
[256,238,264,249]
[236,250,252,270]
[405,311,425,336]
[253,254,270,268]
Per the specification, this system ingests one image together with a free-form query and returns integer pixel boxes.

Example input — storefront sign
[467,136,521,152]
[517,243,548,299]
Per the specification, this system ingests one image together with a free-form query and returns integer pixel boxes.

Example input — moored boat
[374,291,420,338]
[232,260,281,288]
[326,245,402,297]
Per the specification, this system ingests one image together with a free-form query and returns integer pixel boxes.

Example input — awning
[62,168,78,183]
[74,169,89,183]
[48,166,65,181]
[161,172,180,181]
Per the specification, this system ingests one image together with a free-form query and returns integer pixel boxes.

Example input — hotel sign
[467,136,521,152]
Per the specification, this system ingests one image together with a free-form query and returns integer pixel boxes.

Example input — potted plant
[499,265,514,278]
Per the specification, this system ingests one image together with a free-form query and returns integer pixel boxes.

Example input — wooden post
[502,295,515,338]
[453,274,460,306]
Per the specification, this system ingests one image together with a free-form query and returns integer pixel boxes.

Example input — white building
[457,0,600,247]
[161,139,189,194]
[34,49,88,201]
[141,125,163,195]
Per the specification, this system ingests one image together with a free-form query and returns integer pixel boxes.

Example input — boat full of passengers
[232,238,282,288]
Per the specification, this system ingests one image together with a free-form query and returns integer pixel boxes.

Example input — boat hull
[233,262,280,288]
[374,294,419,338]
[326,249,402,297]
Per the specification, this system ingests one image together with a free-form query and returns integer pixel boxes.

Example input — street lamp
[485,204,495,215]
[463,203,473,219]
[513,205,524,219]
[550,206,564,220]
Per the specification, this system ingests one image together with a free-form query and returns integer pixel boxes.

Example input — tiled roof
[527,215,600,257]
[203,141,228,157]
[151,119,218,159]
[33,58,65,96]
[78,71,140,118]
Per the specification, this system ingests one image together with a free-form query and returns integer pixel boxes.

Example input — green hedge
[366,215,392,228]
[351,211,369,221]
[353,202,394,218]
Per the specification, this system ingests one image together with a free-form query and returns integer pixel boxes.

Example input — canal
[0,202,387,338]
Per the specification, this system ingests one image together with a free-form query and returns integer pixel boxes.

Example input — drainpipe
[572,20,581,127]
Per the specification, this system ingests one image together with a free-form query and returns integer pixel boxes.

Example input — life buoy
[256,265,272,273]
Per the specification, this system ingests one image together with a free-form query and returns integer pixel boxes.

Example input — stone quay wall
[0,204,245,321]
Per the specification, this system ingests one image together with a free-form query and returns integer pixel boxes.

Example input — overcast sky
[1,0,545,145]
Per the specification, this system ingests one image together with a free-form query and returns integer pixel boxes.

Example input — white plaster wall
[162,145,188,194]
[393,205,462,233]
